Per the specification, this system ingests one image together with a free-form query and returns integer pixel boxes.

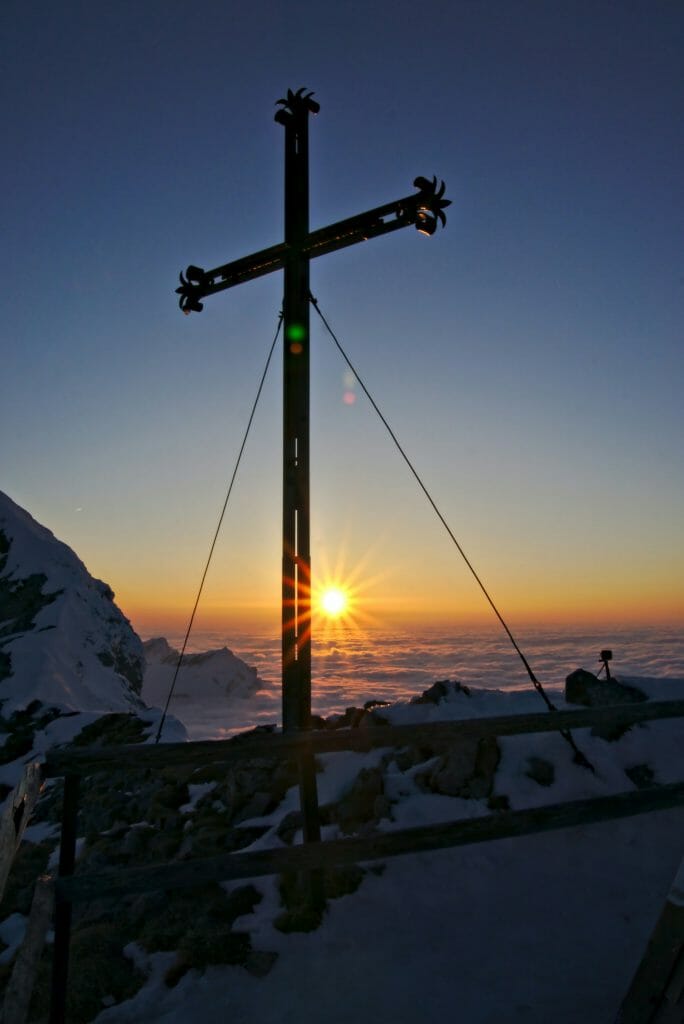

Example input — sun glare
[310,546,387,635]
[320,587,347,618]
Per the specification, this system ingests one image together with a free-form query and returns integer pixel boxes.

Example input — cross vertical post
[276,90,322,854]
[278,90,316,737]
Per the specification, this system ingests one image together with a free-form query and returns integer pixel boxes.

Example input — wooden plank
[57,780,684,905]
[0,875,54,1024]
[0,764,43,903]
[616,855,684,1023]
[43,699,684,777]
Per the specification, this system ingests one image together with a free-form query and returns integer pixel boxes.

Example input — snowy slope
[0,491,145,715]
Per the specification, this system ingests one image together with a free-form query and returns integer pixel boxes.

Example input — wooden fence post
[0,875,54,1024]
[616,854,684,1022]
[297,747,324,912]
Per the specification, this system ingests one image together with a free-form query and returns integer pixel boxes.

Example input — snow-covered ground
[95,809,684,1024]
[105,668,684,1024]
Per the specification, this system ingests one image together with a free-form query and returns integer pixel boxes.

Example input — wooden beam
[57,781,684,905]
[43,699,684,777]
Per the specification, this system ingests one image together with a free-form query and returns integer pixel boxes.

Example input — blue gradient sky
[3,1,683,633]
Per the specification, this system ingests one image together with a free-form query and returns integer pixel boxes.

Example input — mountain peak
[0,491,145,716]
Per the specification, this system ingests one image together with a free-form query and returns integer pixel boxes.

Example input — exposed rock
[416,737,499,799]
[274,864,368,935]
[324,865,365,899]
[277,809,303,845]
[525,756,555,788]
[333,767,389,835]
[565,668,648,740]
[625,763,656,789]
[411,679,471,705]
[0,701,62,765]
[392,744,436,772]
[70,712,149,748]
[18,915,147,1022]
[323,705,389,729]
[564,668,647,707]
[233,790,275,824]
[136,883,263,987]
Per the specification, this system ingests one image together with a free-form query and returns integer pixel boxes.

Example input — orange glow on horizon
[114,547,684,640]
[122,589,683,641]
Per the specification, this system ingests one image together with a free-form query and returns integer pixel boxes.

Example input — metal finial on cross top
[176,87,451,739]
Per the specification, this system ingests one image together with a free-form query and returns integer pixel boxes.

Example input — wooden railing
[17,698,684,1022]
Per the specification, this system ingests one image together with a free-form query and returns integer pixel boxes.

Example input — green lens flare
[286,324,307,342]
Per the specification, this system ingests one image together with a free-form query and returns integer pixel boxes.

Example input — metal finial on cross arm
[175,86,450,753]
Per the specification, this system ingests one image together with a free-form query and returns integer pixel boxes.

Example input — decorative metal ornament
[413,176,451,234]
[274,87,320,124]
[176,266,207,314]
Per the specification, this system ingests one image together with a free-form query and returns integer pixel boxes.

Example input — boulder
[525,756,555,788]
[334,767,389,835]
[411,679,471,705]
[564,668,647,707]
[417,737,499,799]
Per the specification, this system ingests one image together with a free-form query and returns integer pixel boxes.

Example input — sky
[2,1,683,638]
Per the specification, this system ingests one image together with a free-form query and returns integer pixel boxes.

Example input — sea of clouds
[148,624,684,740]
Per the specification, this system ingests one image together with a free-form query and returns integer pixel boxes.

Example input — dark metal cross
[176,87,450,743]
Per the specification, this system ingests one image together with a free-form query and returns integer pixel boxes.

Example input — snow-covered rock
[142,638,263,705]
[0,491,145,715]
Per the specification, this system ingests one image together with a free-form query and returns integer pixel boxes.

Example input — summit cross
[176,86,450,745]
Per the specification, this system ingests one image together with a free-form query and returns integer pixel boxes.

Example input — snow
[93,809,684,1024]
[0,913,27,965]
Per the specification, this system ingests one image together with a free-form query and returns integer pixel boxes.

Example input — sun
[320,586,348,619]
[310,546,386,633]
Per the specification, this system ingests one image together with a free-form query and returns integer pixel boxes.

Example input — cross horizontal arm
[176,176,451,313]
[303,188,437,259]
